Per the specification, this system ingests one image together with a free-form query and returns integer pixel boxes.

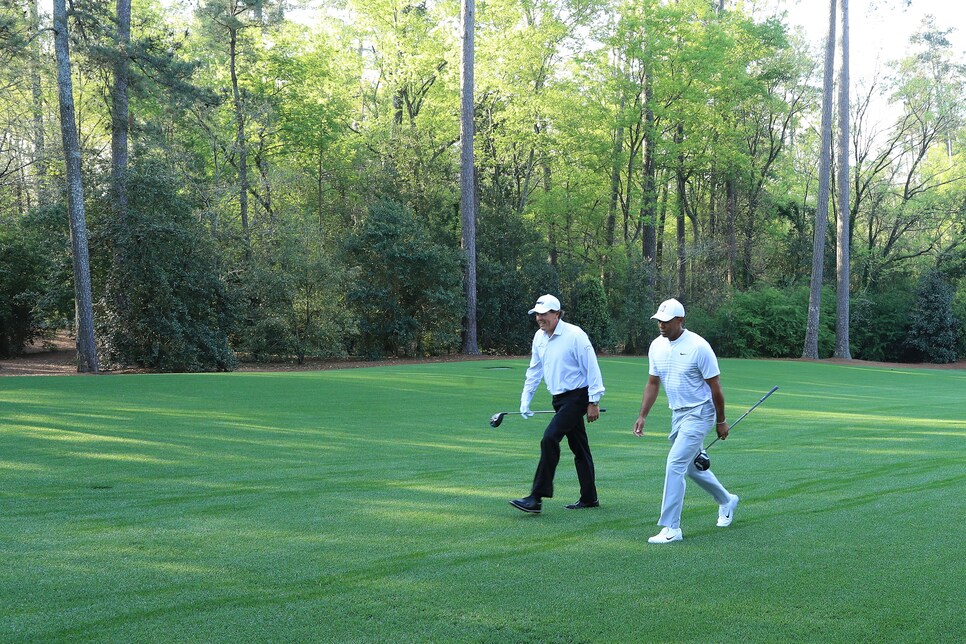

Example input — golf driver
[489,408,606,428]
[693,386,778,471]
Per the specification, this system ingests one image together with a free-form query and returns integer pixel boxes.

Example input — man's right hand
[633,416,646,437]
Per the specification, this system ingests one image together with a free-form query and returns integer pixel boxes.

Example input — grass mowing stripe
[1,358,964,641]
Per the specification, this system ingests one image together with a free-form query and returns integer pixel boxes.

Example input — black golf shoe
[509,496,542,514]
[564,499,599,509]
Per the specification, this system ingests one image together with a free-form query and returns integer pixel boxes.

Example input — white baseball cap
[651,298,686,322]
[528,294,561,314]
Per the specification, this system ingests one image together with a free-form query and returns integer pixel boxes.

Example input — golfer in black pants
[510,294,605,514]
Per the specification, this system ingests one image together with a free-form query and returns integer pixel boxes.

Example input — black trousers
[530,387,597,502]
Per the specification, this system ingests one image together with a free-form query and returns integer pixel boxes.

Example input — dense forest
[0,0,964,371]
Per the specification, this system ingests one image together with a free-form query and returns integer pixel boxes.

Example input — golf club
[489,408,606,428]
[693,386,778,471]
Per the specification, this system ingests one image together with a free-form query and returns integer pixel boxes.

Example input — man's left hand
[587,404,600,422]
[716,421,730,440]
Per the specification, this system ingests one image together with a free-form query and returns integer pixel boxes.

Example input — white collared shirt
[648,328,720,410]
[521,320,605,406]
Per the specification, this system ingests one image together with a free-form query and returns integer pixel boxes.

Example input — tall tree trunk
[641,65,657,292]
[548,221,558,266]
[229,24,252,258]
[324,141,325,233]
[112,0,131,223]
[110,0,132,327]
[655,181,668,275]
[608,117,623,245]
[834,0,851,359]
[803,0,837,359]
[30,0,48,205]
[725,172,737,285]
[675,124,687,296]
[708,171,718,239]
[607,50,625,245]
[459,0,479,355]
[53,0,99,373]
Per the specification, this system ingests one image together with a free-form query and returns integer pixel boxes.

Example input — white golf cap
[528,294,561,314]
[651,298,686,322]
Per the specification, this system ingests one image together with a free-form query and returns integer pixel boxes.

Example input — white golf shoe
[647,527,683,544]
[717,494,739,527]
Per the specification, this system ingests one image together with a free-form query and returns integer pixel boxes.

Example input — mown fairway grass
[2,358,964,642]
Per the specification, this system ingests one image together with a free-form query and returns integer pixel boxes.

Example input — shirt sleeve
[647,339,659,377]
[576,331,605,402]
[521,333,543,407]
[695,339,721,380]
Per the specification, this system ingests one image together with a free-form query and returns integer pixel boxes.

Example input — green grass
[1,358,964,642]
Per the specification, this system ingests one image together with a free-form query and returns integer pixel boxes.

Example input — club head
[489,413,505,428]
[693,449,711,471]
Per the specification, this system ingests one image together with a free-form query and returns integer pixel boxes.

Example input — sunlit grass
[1,359,964,641]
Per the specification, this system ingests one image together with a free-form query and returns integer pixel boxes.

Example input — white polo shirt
[521,320,605,406]
[648,329,720,410]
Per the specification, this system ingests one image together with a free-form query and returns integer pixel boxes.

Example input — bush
[19,203,76,333]
[91,162,236,372]
[476,253,559,355]
[904,270,961,363]
[565,276,614,351]
[694,285,834,359]
[602,246,656,354]
[850,286,915,362]
[344,198,463,358]
[232,220,356,363]
[474,202,561,355]
[0,223,45,357]
[954,281,966,359]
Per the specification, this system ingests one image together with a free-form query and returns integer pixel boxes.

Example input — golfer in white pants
[632,298,739,544]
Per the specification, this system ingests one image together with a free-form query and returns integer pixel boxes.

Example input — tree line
[0,0,964,371]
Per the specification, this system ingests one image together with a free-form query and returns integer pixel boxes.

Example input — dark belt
[553,386,588,403]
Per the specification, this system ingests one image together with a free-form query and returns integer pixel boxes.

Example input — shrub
[565,276,614,352]
[92,163,236,372]
[475,202,560,355]
[0,224,45,357]
[476,254,559,355]
[954,281,966,359]
[904,270,961,363]
[606,246,656,355]
[344,199,463,358]
[695,285,834,358]
[850,286,915,362]
[232,221,356,363]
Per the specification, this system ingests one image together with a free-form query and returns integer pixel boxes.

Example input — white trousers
[658,399,732,529]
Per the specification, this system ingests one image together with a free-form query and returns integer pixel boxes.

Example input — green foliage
[91,162,236,372]
[764,198,813,286]
[0,221,45,357]
[17,204,76,332]
[344,198,463,358]
[904,270,962,363]
[2,0,963,366]
[692,285,834,358]
[850,286,916,362]
[475,203,561,354]
[564,275,614,351]
[605,246,656,354]
[476,253,559,355]
[954,280,966,358]
[232,219,356,363]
